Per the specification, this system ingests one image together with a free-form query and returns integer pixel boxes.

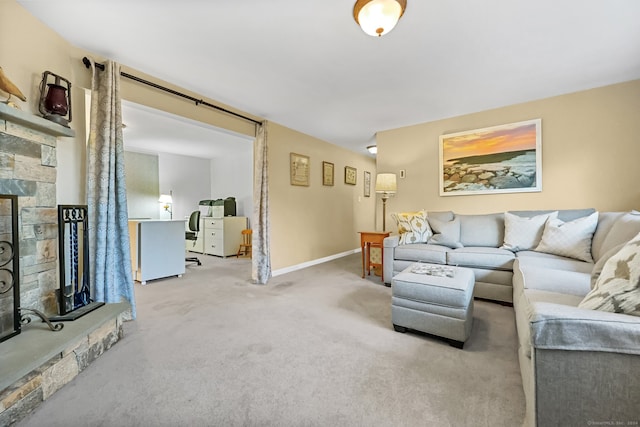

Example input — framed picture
[364,171,371,197]
[322,161,334,186]
[344,166,357,185]
[290,152,310,186]
[439,119,542,196]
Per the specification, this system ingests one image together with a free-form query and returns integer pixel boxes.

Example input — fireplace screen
[0,195,20,343]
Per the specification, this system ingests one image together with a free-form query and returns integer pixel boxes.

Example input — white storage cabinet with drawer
[203,217,247,257]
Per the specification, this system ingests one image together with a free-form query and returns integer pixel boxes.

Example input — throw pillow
[501,211,558,252]
[598,210,640,256]
[427,216,463,249]
[579,232,640,316]
[591,243,625,289]
[535,211,599,262]
[391,210,432,245]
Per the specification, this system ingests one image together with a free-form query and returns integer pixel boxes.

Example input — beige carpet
[18,253,525,426]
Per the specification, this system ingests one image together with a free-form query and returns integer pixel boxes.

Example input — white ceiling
[121,101,253,159]
[18,0,640,157]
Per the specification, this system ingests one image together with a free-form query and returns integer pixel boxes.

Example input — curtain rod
[81,57,261,126]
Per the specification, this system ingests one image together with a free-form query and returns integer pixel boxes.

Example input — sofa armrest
[529,302,640,355]
[382,235,399,284]
[384,235,399,248]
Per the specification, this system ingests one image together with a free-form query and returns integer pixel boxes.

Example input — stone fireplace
[0,103,128,426]
[0,102,70,319]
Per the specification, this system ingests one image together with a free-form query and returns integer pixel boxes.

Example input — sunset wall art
[439,119,542,196]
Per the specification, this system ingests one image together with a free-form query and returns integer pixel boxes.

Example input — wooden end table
[359,231,390,282]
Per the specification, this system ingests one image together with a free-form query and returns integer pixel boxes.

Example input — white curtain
[252,121,271,284]
[87,59,136,318]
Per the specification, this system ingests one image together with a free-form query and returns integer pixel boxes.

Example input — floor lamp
[375,173,397,231]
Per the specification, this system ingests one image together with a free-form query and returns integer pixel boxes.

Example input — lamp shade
[375,173,397,193]
[158,194,173,204]
[353,0,407,37]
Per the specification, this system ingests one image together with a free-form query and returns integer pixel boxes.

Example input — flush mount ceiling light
[353,0,407,37]
[367,145,377,154]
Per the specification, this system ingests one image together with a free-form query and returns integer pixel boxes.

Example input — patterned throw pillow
[391,211,432,245]
[579,232,640,316]
[535,212,599,262]
[501,211,558,252]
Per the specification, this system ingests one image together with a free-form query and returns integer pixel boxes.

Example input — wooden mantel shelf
[0,102,75,138]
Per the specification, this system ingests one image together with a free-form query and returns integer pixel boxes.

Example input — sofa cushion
[579,232,640,316]
[394,243,450,264]
[391,210,432,245]
[427,216,463,249]
[516,264,591,296]
[591,211,624,262]
[535,211,599,262]
[457,213,504,247]
[426,211,454,222]
[501,211,557,252]
[515,251,593,273]
[598,211,640,258]
[447,247,515,270]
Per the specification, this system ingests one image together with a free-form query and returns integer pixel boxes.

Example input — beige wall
[376,79,640,223]
[268,122,376,270]
[3,0,377,274]
[0,0,90,204]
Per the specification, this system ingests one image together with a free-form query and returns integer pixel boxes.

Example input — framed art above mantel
[439,119,542,196]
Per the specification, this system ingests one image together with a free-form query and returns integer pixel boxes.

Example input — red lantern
[38,71,72,127]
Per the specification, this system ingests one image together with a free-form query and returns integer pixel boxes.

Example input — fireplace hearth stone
[0,302,128,426]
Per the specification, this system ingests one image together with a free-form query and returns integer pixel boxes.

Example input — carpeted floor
[18,253,525,427]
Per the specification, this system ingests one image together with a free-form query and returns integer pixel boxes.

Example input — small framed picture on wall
[344,166,357,185]
[290,152,310,186]
[364,171,371,197]
[322,161,334,186]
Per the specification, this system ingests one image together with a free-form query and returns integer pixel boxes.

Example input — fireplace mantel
[0,103,75,139]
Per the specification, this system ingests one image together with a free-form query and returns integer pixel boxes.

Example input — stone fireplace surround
[0,103,128,426]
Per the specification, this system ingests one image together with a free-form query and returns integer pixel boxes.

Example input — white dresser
[198,217,247,257]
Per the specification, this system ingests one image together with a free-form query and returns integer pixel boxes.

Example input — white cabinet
[129,219,186,284]
[203,217,247,257]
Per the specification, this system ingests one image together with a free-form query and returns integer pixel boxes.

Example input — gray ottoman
[391,264,475,348]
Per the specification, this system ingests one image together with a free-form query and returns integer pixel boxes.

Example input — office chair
[185,210,202,266]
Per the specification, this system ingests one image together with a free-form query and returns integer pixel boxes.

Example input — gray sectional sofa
[382,209,640,426]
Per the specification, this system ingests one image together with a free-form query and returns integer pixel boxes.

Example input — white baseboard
[272,247,361,277]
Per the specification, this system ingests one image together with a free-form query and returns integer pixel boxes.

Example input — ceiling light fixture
[367,145,377,154]
[353,0,407,37]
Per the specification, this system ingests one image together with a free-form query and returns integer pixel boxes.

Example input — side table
[358,231,390,282]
